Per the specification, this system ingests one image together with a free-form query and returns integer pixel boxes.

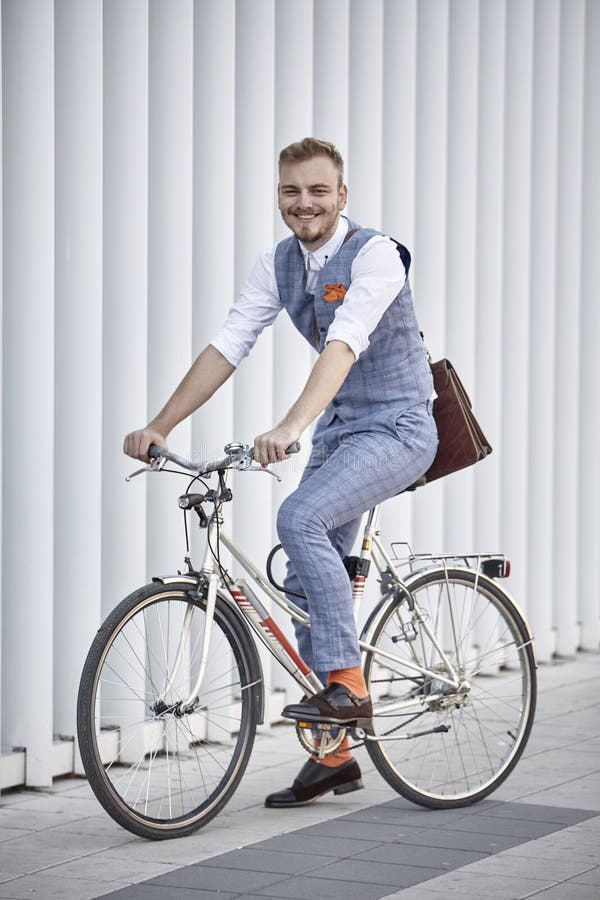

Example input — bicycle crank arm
[351,724,450,742]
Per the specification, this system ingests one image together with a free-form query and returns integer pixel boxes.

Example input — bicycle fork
[156,572,219,714]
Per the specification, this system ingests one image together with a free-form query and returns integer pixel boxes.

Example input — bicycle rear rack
[389,543,510,579]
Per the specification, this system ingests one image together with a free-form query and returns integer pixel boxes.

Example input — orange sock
[313,736,352,767]
[328,666,368,698]
[312,667,368,768]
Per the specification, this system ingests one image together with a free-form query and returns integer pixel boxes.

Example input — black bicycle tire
[362,568,537,809]
[77,582,260,839]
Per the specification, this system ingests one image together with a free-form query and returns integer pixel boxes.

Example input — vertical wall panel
[527,0,560,660]
[1,0,54,785]
[553,0,585,656]
[382,0,417,247]
[272,0,314,623]
[444,0,479,552]
[0,0,3,747]
[380,0,418,552]
[54,0,103,738]
[501,0,534,631]
[147,0,194,578]
[412,0,449,554]
[273,0,314,438]
[313,0,350,153]
[578,0,600,651]
[232,0,276,643]
[348,0,383,226]
[192,0,235,462]
[102,0,149,613]
[473,0,506,556]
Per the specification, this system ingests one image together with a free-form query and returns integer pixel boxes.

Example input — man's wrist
[147,416,172,438]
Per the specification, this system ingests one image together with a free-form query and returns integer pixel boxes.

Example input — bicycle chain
[299,708,428,758]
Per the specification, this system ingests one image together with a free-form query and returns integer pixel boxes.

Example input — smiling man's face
[278,156,348,251]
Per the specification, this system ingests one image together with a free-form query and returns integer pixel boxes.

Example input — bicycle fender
[216,589,266,724]
[403,566,538,668]
[359,589,407,654]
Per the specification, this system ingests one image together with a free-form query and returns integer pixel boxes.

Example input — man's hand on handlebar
[253,424,302,468]
[123,426,168,464]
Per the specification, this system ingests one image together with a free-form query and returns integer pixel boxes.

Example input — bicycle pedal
[351,718,375,738]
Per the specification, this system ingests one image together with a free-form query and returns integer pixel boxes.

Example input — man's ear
[339,184,348,210]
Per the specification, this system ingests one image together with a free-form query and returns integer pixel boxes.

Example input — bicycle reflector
[480,557,511,579]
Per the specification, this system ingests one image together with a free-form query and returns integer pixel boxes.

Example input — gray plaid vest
[273,218,433,426]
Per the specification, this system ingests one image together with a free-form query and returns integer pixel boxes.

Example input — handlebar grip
[286,441,301,454]
[148,444,165,460]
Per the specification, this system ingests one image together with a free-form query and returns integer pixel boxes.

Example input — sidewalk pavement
[0,652,598,900]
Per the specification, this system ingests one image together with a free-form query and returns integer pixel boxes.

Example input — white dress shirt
[210,216,407,366]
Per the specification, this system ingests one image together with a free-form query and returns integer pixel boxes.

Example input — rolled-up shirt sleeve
[325,235,406,360]
[210,246,282,368]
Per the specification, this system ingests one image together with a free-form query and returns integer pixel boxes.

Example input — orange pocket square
[323,283,348,302]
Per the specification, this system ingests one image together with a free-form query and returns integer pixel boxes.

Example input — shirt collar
[299,216,349,269]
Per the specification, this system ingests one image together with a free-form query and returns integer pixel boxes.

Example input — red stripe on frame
[261,616,311,676]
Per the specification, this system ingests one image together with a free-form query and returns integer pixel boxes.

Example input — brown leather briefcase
[424,358,493,483]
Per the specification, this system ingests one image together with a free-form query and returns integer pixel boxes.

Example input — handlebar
[147,441,300,476]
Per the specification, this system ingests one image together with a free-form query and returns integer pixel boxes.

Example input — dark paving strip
[100,800,598,900]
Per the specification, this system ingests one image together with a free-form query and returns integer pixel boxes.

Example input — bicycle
[77,442,537,840]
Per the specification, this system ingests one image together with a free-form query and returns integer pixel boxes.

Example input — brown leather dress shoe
[281,682,373,725]
[264,758,363,808]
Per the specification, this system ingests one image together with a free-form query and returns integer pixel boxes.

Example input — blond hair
[278,138,344,187]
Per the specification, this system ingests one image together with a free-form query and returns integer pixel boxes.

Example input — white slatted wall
[1,0,598,787]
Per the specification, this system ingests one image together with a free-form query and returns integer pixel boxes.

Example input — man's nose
[296,191,313,209]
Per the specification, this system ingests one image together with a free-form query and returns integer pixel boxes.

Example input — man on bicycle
[124,137,437,808]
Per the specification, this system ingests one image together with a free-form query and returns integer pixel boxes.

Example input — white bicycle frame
[158,491,474,723]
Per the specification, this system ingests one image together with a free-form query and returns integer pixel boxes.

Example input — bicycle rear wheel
[362,568,536,808]
[77,582,260,839]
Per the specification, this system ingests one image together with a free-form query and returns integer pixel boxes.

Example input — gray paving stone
[294,817,426,842]
[449,814,561,838]
[308,856,447,888]
[572,867,600,886]
[387,868,554,898]
[251,832,382,857]
[393,826,523,853]
[0,829,113,877]
[0,830,26,844]
[101,887,237,900]
[31,851,180,885]
[524,776,600,812]
[0,873,116,899]
[499,838,599,865]
[481,803,597,825]
[251,873,398,899]
[522,884,600,899]
[40,816,138,844]
[460,854,597,883]
[0,806,91,831]
[148,864,287,892]
[352,841,487,871]
[340,805,465,827]
[381,796,500,814]
[200,847,333,874]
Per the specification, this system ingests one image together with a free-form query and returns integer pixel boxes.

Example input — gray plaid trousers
[278,400,438,680]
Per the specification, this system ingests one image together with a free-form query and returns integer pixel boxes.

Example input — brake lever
[247,464,281,482]
[125,455,166,482]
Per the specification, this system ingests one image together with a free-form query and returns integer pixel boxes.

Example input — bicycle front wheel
[363,568,536,808]
[77,582,260,839]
